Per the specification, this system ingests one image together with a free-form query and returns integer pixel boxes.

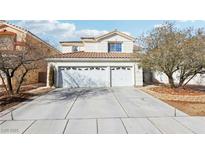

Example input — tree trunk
[168,75,175,88]
[15,70,28,94]
[178,78,185,88]
[0,73,9,95]
[5,74,13,96]
[182,74,197,88]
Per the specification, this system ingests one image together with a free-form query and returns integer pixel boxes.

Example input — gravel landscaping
[140,85,205,116]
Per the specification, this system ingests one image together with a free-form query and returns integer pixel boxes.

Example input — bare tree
[14,47,43,94]
[177,30,205,87]
[138,22,205,88]
[0,70,8,94]
[0,51,20,95]
[0,36,45,96]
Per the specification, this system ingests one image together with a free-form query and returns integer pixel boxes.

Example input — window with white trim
[108,42,122,52]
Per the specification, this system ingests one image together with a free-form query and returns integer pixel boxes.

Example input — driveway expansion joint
[96,119,98,134]
[0,120,6,125]
[62,119,69,134]
[111,89,129,118]
[173,118,196,134]
[22,120,36,134]
[64,94,79,119]
[147,118,163,134]
[120,118,128,134]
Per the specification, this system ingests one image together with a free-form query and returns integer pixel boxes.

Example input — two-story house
[46,30,143,88]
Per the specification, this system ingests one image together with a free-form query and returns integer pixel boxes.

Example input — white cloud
[75,29,108,38]
[15,20,109,39]
[154,24,164,28]
[13,20,108,47]
[179,20,196,23]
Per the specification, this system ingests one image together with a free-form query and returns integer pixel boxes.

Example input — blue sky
[10,20,205,49]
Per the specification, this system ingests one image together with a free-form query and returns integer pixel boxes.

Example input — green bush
[48,65,54,87]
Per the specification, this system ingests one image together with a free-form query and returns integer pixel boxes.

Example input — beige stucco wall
[84,35,134,53]
[61,34,134,53]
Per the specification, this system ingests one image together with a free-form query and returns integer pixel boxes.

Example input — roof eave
[46,57,139,62]
[95,31,136,41]
[60,41,84,46]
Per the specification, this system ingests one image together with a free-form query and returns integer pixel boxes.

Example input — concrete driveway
[1,87,205,134]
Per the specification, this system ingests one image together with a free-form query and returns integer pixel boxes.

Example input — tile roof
[49,51,136,59]
[0,30,17,35]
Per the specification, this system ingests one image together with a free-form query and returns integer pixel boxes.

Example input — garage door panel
[58,66,134,88]
[59,67,109,88]
[111,66,134,87]
[61,71,82,88]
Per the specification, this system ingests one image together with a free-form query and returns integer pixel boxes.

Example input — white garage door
[111,66,134,86]
[58,66,110,88]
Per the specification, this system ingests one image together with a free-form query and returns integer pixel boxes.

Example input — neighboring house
[0,21,59,86]
[46,30,143,88]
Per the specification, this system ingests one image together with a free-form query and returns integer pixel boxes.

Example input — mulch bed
[149,86,205,96]
[0,93,32,112]
[141,85,205,116]
[165,100,205,116]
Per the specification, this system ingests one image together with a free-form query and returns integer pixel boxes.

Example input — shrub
[48,65,54,87]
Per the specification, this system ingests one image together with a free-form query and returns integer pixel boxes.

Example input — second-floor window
[108,42,122,52]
